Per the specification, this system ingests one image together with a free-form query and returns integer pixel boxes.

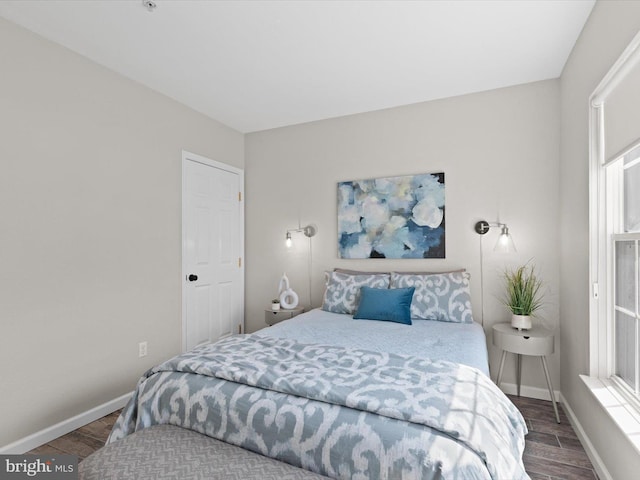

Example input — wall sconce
[474,220,516,253]
[474,220,516,326]
[285,224,317,248]
[283,223,318,308]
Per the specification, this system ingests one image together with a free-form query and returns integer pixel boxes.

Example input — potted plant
[502,263,544,330]
[271,299,281,311]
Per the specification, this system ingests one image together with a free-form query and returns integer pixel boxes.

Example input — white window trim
[580,375,640,452]
[586,29,640,453]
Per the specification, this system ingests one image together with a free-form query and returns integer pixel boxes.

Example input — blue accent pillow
[353,286,415,325]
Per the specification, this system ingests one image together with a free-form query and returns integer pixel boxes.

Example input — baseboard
[0,392,132,455]
[499,382,560,401]
[559,392,613,480]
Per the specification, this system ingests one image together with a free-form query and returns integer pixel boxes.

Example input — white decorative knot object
[278,273,299,309]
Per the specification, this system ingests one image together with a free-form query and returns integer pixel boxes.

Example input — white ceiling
[0,0,595,133]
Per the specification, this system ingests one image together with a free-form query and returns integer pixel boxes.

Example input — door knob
[187,274,198,282]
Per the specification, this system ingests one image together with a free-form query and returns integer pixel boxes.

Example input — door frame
[181,150,245,352]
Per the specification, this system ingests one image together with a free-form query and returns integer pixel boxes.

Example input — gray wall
[0,18,244,447]
[560,1,640,478]
[246,79,561,398]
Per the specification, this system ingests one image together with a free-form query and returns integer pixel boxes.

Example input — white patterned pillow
[321,271,390,314]
[390,271,474,323]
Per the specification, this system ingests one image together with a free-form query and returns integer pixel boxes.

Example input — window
[608,144,640,397]
[586,30,640,449]
[588,30,640,391]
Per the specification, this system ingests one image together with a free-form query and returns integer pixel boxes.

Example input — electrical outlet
[138,341,148,358]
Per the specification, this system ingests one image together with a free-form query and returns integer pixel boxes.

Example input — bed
[107,270,529,479]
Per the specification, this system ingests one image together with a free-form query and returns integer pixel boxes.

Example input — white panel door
[183,154,243,351]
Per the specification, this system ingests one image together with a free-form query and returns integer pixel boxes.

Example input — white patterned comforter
[109,335,528,480]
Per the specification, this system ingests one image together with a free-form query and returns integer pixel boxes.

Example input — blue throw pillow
[353,286,415,325]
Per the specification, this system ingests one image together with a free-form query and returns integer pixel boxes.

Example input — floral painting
[338,172,445,259]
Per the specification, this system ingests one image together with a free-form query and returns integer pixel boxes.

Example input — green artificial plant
[503,263,544,316]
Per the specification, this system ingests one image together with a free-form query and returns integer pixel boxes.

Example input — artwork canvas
[338,172,445,259]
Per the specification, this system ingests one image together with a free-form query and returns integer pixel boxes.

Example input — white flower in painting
[412,197,443,228]
[345,235,373,258]
[383,215,407,234]
[337,184,354,208]
[338,205,361,234]
[414,175,445,206]
[373,177,399,195]
[386,179,414,212]
[361,196,390,231]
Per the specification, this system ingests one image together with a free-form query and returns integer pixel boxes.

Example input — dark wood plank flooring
[508,395,598,480]
[28,397,598,478]
[27,410,121,461]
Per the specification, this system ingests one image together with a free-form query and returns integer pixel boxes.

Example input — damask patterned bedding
[109,332,529,479]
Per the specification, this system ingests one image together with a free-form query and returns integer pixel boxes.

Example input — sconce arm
[474,220,506,235]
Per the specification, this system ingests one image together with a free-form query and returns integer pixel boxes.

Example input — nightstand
[264,306,304,326]
[492,322,560,423]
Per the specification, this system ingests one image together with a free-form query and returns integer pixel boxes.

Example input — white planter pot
[271,303,280,311]
[511,314,532,330]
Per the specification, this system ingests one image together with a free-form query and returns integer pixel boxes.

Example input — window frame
[589,30,640,390]
[584,33,640,456]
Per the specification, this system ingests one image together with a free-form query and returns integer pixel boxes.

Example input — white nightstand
[264,307,304,326]
[492,322,560,423]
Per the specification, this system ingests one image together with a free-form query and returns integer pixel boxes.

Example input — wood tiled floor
[508,395,598,480]
[27,410,121,461]
[29,397,597,478]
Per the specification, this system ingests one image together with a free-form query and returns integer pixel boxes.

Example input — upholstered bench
[79,424,330,479]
